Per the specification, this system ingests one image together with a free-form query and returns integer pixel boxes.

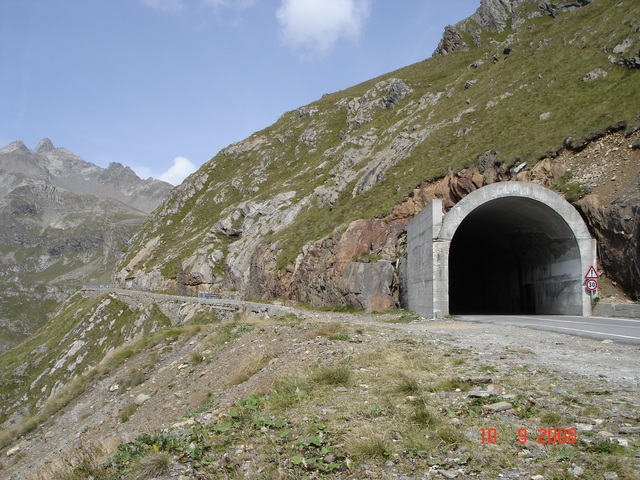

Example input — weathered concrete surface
[593,303,640,320]
[405,182,597,318]
[404,199,444,319]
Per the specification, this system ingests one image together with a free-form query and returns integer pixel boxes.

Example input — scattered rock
[618,426,640,434]
[568,465,584,476]
[583,68,608,82]
[467,377,492,385]
[506,346,535,354]
[6,446,20,457]
[610,437,629,447]
[613,37,632,55]
[484,401,513,414]
[134,393,151,406]
[575,423,594,431]
[468,391,494,398]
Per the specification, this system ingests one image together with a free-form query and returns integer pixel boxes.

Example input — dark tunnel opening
[448,197,581,315]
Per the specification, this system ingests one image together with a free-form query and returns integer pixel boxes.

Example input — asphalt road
[454,314,640,345]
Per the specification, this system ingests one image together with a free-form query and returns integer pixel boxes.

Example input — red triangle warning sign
[584,266,599,279]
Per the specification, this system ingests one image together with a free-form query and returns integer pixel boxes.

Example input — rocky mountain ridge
[0,139,173,351]
[433,0,595,55]
[116,0,640,308]
[0,139,169,214]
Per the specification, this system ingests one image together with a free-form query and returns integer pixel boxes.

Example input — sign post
[584,266,599,292]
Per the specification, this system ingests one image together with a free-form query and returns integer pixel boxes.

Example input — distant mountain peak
[0,140,28,154]
[35,138,55,153]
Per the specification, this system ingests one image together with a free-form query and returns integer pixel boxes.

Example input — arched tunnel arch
[405,182,597,318]
[449,196,581,314]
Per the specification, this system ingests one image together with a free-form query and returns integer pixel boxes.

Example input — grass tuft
[311,364,352,386]
[129,451,171,480]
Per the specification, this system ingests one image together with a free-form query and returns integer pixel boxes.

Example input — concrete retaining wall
[593,303,640,319]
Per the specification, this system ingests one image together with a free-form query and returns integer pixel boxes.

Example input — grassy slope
[15,311,640,480]
[119,0,640,282]
[0,293,173,442]
[119,0,640,283]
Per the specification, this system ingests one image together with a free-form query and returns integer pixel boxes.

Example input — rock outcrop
[433,0,593,56]
[116,0,640,310]
[578,177,640,299]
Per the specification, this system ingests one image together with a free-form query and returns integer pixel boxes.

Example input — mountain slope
[1,291,639,479]
[0,139,173,351]
[115,0,640,307]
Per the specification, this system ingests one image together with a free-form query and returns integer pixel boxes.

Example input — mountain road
[454,314,640,345]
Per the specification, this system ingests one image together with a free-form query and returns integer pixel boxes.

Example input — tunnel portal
[448,197,581,315]
[404,182,596,318]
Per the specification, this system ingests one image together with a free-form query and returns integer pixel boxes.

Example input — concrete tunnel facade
[404,182,597,318]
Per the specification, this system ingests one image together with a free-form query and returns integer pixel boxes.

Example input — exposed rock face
[578,176,640,299]
[433,25,468,56]
[433,0,593,56]
[216,132,637,311]
[289,219,406,311]
[116,0,639,311]
[0,139,173,351]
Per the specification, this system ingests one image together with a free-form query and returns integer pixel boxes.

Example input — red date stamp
[480,428,578,444]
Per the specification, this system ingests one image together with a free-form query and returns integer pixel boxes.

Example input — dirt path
[298,310,640,390]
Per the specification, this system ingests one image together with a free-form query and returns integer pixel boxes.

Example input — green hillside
[117,0,639,299]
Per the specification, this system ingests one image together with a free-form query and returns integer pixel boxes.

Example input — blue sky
[0,0,479,185]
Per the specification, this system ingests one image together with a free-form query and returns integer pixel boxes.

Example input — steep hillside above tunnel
[116,0,640,307]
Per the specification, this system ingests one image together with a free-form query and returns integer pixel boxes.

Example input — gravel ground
[3,308,639,479]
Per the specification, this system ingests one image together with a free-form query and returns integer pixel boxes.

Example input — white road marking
[512,316,640,329]
[526,325,640,341]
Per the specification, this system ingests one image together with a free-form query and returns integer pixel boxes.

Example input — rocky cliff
[0,139,172,351]
[116,0,640,309]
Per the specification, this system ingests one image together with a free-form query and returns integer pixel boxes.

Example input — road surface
[455,314,640,345]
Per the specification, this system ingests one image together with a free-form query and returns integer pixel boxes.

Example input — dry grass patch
[310,364,352,386]
[313,322,351,341]
[129,451,171,480]
[229,354,273,385]
[345,426,393,460]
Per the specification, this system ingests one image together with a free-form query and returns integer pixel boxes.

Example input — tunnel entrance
[404,182,596,318]
[448,197,581,315]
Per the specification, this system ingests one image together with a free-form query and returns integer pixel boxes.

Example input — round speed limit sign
[586,279,598,291]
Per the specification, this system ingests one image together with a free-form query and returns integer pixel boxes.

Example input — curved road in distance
[454,314,640,345]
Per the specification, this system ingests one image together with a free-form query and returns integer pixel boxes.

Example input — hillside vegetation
[116,0,639,303]
[1,294,638,479]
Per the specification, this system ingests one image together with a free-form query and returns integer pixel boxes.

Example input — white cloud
[158,156,197,185]
[276,0,371,57]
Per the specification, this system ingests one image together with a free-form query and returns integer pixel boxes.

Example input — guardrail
[81,286,293,317]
